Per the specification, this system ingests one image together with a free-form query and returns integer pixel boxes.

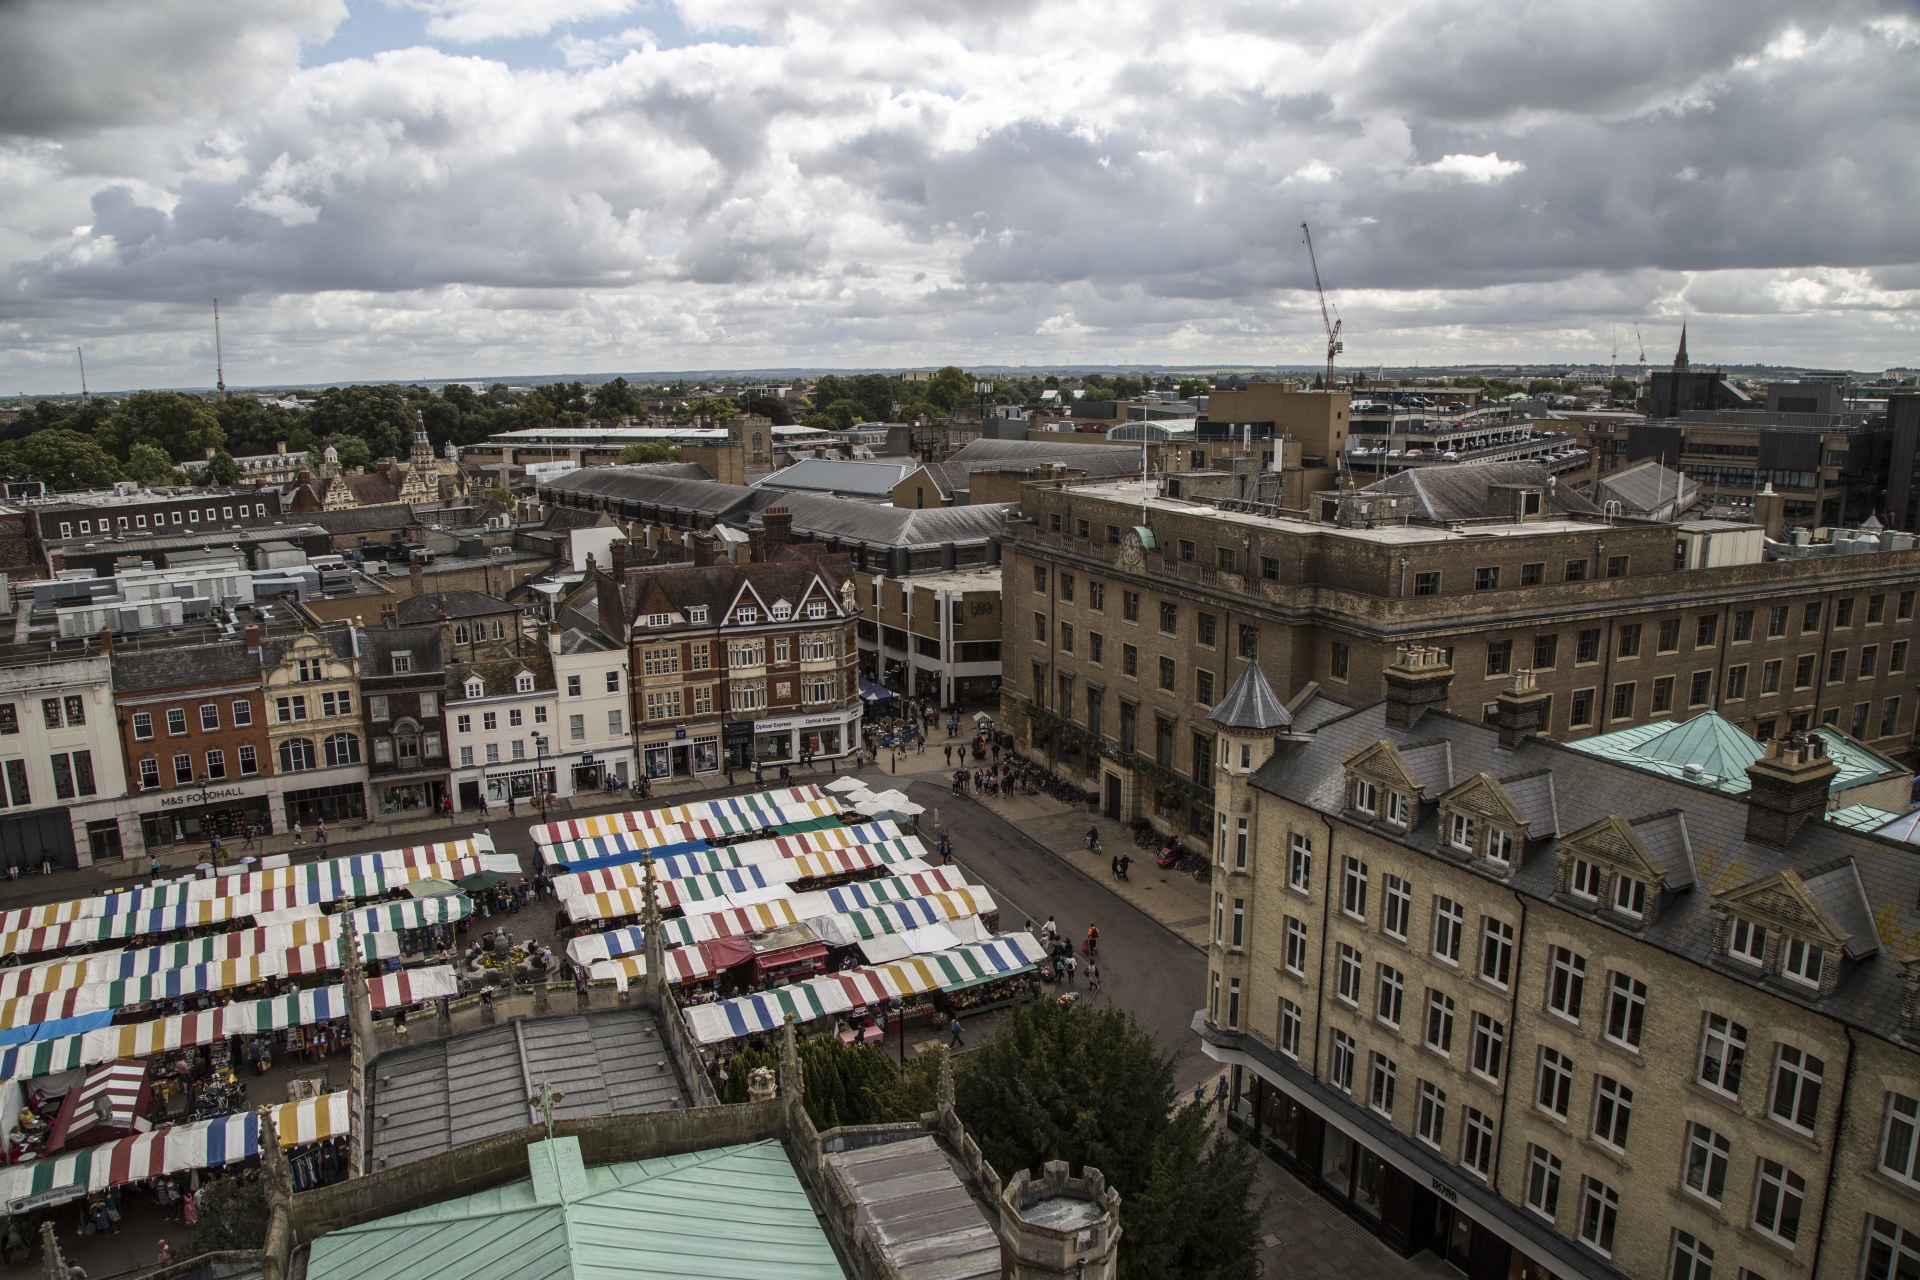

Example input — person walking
[948,1015,964,1048]
[1085,924,1099,956]
[1215,1076,1230,1114]
[1087,962,1100,996]
[314,819,327,845]
[1066,954,1077,986]
[292,821,303,846]
[507,794,516,817]
[149,854,162,884]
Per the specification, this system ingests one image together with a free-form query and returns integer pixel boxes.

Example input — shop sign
[1429,1176,1458,1203]
[581,753,595,764]
[675,728,686,740]
[158,785,247,809]
[754,710,849,734]
[10,1184,84,1213]
[723,721,753,749]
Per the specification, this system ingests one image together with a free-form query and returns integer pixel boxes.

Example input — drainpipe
[1311,812,1337,1085]
[1488,887,1528,1187]
[1808,1025,1856,1280]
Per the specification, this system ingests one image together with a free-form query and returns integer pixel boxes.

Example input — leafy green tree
[188,1176,268,1254]
[675,396,739,426]
[818,399,865,430]
[0,430,122,488]
[1177,379,1210,400]
[618,442,681,464]
[202,449,242,486]
[319,433,373,473]
[306,385,413,460]
[846,373,897,423]
[212,397,296,457]
[101,390,225,463]
[925,366,973,414]
[590,377,644,421]
[954,1000,1261,1280]
[124,443,182,485]
[740,394,794,426]
[1605,377,1637,399]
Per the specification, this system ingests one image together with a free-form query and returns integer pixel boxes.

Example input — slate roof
[259,627,355,670]
[1354,462,1600,522]
[1208,663,1292,730]
[1595,458,1702,518]
[612,558,854,627]
[308,1136,840,1280]
[746,496,1012,549]
[397,591,516,625]
[1249,700,1920,1039]
[358,625,446,678]
[112,642,261,693]
[753,458,916,499]
[538,468,759,522]
[300,505,416,535]
[367,1011,687,1171]
[945,437,1143,471]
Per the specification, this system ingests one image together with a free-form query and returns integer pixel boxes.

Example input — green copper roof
[1828,804,1902,832]
[1565,712,1903,796]
[306,1138,843,1280]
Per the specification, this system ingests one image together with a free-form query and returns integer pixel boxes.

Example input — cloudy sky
[1,0,1916,392]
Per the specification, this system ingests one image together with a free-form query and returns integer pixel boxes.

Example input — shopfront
[375,776,447,816]
[723,721,753,769]
[485,766,556,806]
[140,784,274,848]
[283,783,367,828]
[747,708,857,766]
[641,731,716,780]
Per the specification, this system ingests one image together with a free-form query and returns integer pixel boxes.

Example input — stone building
[1197,651,1920,1280]
[1001,473,1920,844]
[260,628,369,828]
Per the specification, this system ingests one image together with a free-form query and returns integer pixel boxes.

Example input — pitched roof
[1595,458,1701,518]
[753,458,917,499]
[113,642,261,693]
[358,626,446,677]
[1208,663,1292,730]
[259,627,356,670]
[615,557,854,627]
[301,505,416,534]
[397,591,516,624]
[1567,712,1905,796]
[1354,462,1600,522]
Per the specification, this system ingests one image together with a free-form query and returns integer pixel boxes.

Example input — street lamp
[196,771,214,864]
[533,733,548,812]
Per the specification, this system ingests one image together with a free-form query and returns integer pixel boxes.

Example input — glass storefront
[375,779,445,816]
[754,730,793,763]
[692,737,718,772]
[284,783,367,828]
[798,726,841,758]
[141,795,273,848]
[643,743,672,779]
[486,768,555,803]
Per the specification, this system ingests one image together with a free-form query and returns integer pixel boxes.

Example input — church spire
[1673,323,1690,371]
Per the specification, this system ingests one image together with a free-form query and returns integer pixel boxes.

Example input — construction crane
[1301,221,1342,387]
[213,298,227,402]
[1633,322,1647,380]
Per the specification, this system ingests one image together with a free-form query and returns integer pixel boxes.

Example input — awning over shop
[856,925,962,966]
[682,982,838,1044]
[688,900,800,939]
[802,867,968,914]
[42,1060,149,1155]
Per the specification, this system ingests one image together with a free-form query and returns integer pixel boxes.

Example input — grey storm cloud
[0,0,1916,387]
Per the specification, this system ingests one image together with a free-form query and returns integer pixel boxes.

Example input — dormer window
[1386,792,1410,825]
[688,606,709,624]
[1351,779,1378,815]
[516,673,534,693]
[736,605,758,624]
[771,602,792,621]
[1782,938,1825,988]
[1448,813,1476,853]
[1487,829,1516,866]
[807,601,828,619]
[646,612,671,628]
[465,678,484,699]
[1612,874,1647,919]
[391,651,412,674]
[1729,918,1767,966]
[1569,858,1601,900]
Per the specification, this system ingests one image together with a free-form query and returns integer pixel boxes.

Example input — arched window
[454,624,470,644]
[278,738,316,772]
[752,433,763,454]
[324,733,361,767]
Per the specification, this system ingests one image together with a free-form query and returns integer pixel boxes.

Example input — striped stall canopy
[541,833,642,868]
[64,1061,146,1141]
[562,885,661,926]
[539,833,710,875]
[551,848,741,901]
[813,867,968,913]
[90,1007,225,1061]
[104,956,272,1007]
[727,821,899,864]
[342,895,472,935]
[0,959,102,1001]
[870,956,943,997]
[660,867,769,909]
[856,925,962,967]
[97,899,246,939]
[834,897,945,941]
[0,988,104,1032]
[161,1109,261,1178]
[530,811,644,845]
[587,944,713,988]
[273,1090,349,1146]
[0,1034,87,1083]
[93,1127,168,1189]
[682,981,837,1045]
[0,898,94,934]
[366,966,459,1011]
[689,899,799,939]
[920,935,1048,990]
[2,1146,100,1208]
[114,929,274,977]
[786,839,928,881]
[562,919,696,967]
[812,968,894,1009]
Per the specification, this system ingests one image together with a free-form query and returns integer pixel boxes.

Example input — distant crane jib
[1301,221,1341,384]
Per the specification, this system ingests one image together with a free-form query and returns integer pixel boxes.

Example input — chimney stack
[243,624,260,654]
[1744,733,1838,847]
[1753,483,1786,541]
[408,551,424,598]
[609,538,636,573]
[763,508,792,549]
[1382,644,1453,732]
[97,627,113,656]
[691,532,719,567]
[1493,668,1550,749]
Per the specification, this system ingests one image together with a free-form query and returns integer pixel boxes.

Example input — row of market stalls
[528,782,1051,1050]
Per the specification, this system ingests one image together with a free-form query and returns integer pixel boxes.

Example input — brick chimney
[691,532,719,567]
[1744,733,1838,847]
[1493,668,1550,749]
[243,625,260,654]
[763,508,792,549]
[609,538,637,573]
[1382,644,1453,732]
[408,551,424,598]
[97,627,113,655]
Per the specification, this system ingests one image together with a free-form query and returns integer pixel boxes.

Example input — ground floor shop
[373,774,448,817]
[1203,1029,1593,1280]
[698,706,860,772]
[131,770,373,852]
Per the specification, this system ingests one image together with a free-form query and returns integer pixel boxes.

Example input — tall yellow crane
[1301,222,1342,386]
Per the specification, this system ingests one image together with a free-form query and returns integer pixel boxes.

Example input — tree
[925,366,973,414]
[847,373,898,423]
[1177,379,1210,400]
[740,394,794,426]
[100,390,225,463]
[954,1000,1261,1280]
[124,443,182,486]
[305,385,413,461]
[675,396,739,426]
[0,430,121,489]
[213,397,296,457]
[618,442,681,464]
[188,1176,269,1254]
[590,377,644,421]
[203,449,242,486]
[818,398,865,430]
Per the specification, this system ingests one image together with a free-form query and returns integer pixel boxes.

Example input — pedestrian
[1193,1081,1205,1105]
[1216,1076,1230,1113]
[508,794,517,817]
[292,822,303,846]
[149,854,162,884]
[1087,962,1100,995]
[155,1240,170,1267]
[38,847,50,875]
[949,1015,963,1047]
[944,744,953,765]
[1118,854,1131,880]
[1066,954,1077,985]
[315,819,327,845]
[1041,915,1056,940]
[209,833,222,865]
[1085,924,1099,955]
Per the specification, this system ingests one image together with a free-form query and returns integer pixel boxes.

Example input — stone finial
[779,1014,804,1101]
[38,1221,66,1280]
[258,1106,295,1206]
[747,1066,777,1104]
[639,855,665,1008]
[936,1045,956,1120]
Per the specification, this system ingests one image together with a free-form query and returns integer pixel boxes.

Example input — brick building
[357,622,450,817]
[578,555,862,776]
[1001,473,1920,844]
[1196,653,1920,1280]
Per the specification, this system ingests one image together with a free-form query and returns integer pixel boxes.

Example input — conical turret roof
[1209,663,1292,731]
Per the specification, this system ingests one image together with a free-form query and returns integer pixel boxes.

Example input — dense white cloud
[0,0,1915,391]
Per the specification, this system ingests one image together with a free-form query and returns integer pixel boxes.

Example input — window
[1568,857,1603,900]
[609,709,624,735]
[1059,623,1074,654]
[1592,1075,1632,1148]
[1536,1051,1566,1120]
[1896,641,1910,674]
[1729,917,1767,965]
[1683,1123,1730,1203]
[1611,681,1636,720]
[1159,602,1177,634]
[1570,688,1594,727]
[1525,1146,1562,1220]
[1652,676,1675,713]
[1534,634,1558,670]
[1336,943,1363,1005]
[1486,640,1512,677]
[1283,917,1308,975]
[645,690,683,721]
[1884,1094,1920,1184]
[138,758,159,789]
[1377,965,1404,1027]
[1232,818,1248,871]
[1448,811,1476,852]
[1760,658,1782,694]
[1462,1108,1494,1177]
[1548,947,1585,1021]
[1565,557,1588,582]
[509,708,523,728]
[1752,1159,1805,1244]
[238,745,257,776]
[1122,590,1139,622]
[1726,664,1748,700]
[1862,644,1881,678]
[482,711,498,732]
[1782,937,1824,988]
[1475,567,1499,591]
[568,713,585,742]
[166,707,187,736]
[1060,574,1075,603]
[1331,642,1349,680]
[1159,657,1175,691]
[1470,1013,1504,1081]
[1329,1030,1355,1093]
[1415,571,1440,596]
[1197,612,1216,646]
[276,695,309,723]
[1659,618,1681,652]
[1033,613,1047,644]
[1229,897,1245,949]
[1577,627,1600,663]
[1425,990,1455,1055]
[1606,555,1628,579]
[484,743,499,763]
[1699,1014,1747,1096]
[1262,556,1280,581]
[1288,834,1312,893]
[1904,590,1918,621]
[1383,875,1411,939]
[1613,873,1647,919]
[1579,1178,1619,1255]
[1419,1083,1447,1148]
[1770,1046,1824,1131]
[1433,897,1464,963]
[1603,972,1647,1049]
[1239,625,1258,659]
[1521,562,1543,587]
[1387,790,1410,825]
[132,712,153,741]
[1697,614,1719,647]
[1487,829,1515,866]
[1803,601,1823,633]
[391,651,412,674]
[511,740,525,760]
[1480,918,1513,986]
[1178,539,1195,562]
[1342,856,1368,919]
[1886,698,1903,738]
[1369,1053,1397,1116]
[278,738,315,772]
[1671,1232,1715,1280]
[1122,644,1137,677]
[1618,623,1641,657]
[323,733,360,767]
[1830,649,1849,683]
[1279,1000,1302,1058]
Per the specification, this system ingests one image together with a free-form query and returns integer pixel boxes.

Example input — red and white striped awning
[367,967,459,1011]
